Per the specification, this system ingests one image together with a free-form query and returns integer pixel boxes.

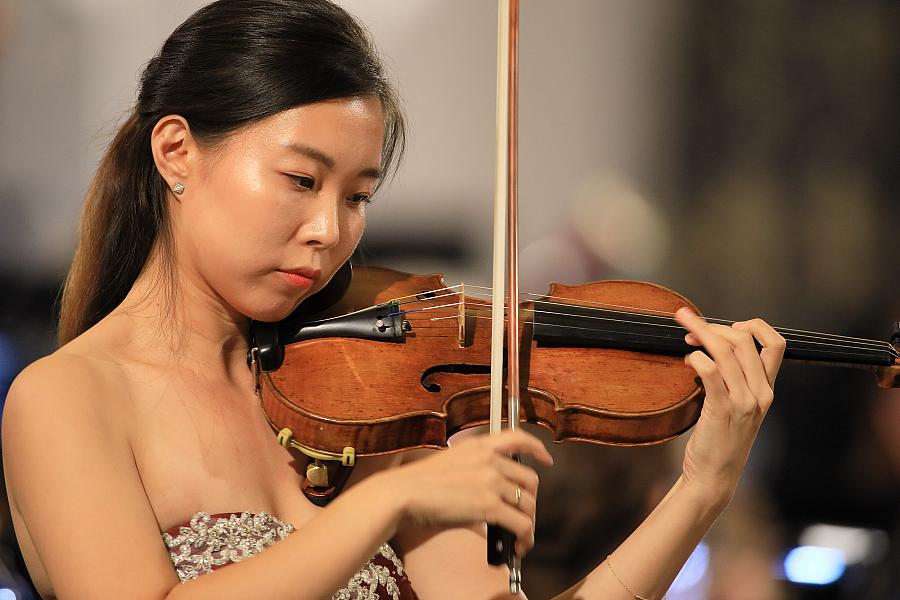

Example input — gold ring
[514,486,522,507]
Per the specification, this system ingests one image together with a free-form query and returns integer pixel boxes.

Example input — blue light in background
[669,542,710,592]
[0,333,21,425]
[784,546,845,585]
[0,333,19,389]
[0,588,18,600]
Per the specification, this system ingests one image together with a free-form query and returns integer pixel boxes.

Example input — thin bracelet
[605,556,651,600]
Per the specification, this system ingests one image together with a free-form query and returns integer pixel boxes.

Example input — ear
[150,115,197,195]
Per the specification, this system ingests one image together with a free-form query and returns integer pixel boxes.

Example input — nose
[297,194,341,249]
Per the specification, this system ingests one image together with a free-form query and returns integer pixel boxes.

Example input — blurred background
[1,0,898,598]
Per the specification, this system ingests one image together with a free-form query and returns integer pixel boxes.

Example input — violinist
[1,1,787,598]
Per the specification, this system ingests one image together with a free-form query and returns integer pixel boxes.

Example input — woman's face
[173,96,384,322]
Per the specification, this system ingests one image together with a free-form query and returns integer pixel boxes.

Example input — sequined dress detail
[163,511,418,599]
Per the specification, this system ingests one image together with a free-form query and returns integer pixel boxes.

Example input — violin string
[390,287,469,308]
[402,317,897,364]
[409,314,891,362]
[386,300,484,318]
[391,290,897,357]
[407,313,892,363]
[518,320,891,362]
[517,306,898,356]
[370,277,897,356]
[394,301,897,358]
[395,296,896,355]
[455,285,895,349]
[399,298,899,358]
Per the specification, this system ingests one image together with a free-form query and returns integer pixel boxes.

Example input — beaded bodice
[162,511,418,599]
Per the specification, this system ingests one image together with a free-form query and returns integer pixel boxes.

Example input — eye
[347,192,372,206]
[288,174,315,191]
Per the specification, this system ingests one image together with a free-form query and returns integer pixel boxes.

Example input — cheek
[345,210,366,253]
[194,229,297,320]
[191,153,286,259]
[184,192,297,317]
[191,192,283,275]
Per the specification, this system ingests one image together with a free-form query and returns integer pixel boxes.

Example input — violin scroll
[876,322,900,388]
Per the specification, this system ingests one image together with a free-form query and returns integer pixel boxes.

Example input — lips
[277,267,320,289]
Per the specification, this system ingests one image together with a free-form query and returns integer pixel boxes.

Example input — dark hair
[58,0,405,344]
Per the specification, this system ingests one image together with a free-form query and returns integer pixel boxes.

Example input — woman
[1,1,785,598]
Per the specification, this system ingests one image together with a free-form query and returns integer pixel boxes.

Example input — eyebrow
[281,142,382,180]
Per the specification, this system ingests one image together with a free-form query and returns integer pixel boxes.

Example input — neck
[107,248,251,382]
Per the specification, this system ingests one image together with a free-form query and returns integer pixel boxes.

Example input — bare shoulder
[3,349,126,446]
[3,349,176,599]
[2,346,136,514]
[8,347,116,388]
[2,348,133,528]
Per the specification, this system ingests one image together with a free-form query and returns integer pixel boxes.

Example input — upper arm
[2,355,179,600]
[393,447,523,600]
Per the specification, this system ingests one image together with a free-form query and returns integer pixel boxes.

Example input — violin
[250,263,900,464]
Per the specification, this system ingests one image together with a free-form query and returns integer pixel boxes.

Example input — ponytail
[57,113,170,345]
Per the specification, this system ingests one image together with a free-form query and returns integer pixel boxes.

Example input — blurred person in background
[850,302,900,598]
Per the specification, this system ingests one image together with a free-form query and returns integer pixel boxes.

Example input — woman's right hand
[380,429,553,557]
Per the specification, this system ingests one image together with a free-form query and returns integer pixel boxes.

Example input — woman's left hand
[675,307,786,506]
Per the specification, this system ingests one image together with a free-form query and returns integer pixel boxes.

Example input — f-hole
[420,363,497,393]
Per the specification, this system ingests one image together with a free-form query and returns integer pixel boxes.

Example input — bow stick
[487,0,522,594]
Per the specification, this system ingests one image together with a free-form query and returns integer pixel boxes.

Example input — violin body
[256,266,708,459]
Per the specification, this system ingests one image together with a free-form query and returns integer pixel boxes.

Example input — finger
[488,429,554,466]
[493,455,540,496]
[484,502,534,556]
[714,323,773,408]
[732,318,786,386]
[500,482,536,520]
[676,308,747,395]
[685,350,728,406]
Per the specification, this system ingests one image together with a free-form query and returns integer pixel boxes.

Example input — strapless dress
[162,511,419,599]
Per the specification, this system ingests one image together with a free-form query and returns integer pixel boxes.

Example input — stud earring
[172,183,185,195]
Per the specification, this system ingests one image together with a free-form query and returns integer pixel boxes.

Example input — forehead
[225,96,385,163]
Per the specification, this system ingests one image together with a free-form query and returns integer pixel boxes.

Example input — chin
[238,287,324,323]
[244,297,306,323]
[247,307,295,323]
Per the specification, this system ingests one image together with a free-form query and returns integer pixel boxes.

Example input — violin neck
[531,301,896,369]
